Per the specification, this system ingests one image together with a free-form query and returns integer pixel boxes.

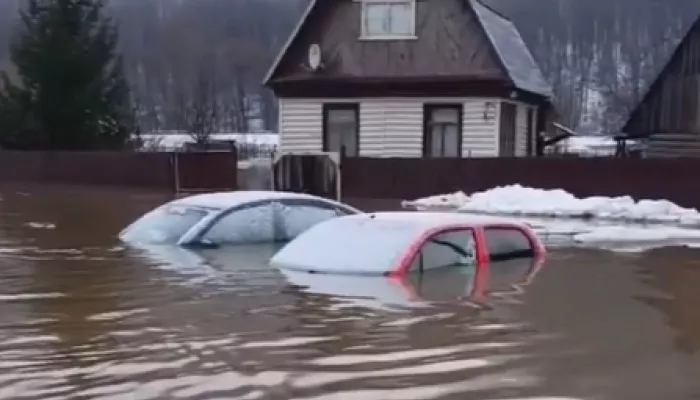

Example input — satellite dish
[308,44,322,71]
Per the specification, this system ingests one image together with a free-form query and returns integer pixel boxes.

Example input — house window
[323,103,359,156]
[423,104,462,157]
[361,0,415,39]
[500,102,516,156]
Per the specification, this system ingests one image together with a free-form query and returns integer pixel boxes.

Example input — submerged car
[270,211,546,276]
[281,256,545,310]
[119,191,361,247]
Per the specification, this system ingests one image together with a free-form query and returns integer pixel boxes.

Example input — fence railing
[0,150,239,192]
[339,156,700,209]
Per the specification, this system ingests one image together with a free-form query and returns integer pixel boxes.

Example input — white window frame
[358,0,417,40]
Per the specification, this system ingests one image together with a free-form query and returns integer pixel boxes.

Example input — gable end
[263,0,551,99]
[623,13,700,136]
[262,0,318,85]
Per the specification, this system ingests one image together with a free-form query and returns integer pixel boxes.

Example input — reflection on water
[0,186,698,399]
[280,258,544,312]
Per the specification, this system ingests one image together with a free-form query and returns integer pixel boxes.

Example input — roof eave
[261,0,319,86]
[468,0,552,100]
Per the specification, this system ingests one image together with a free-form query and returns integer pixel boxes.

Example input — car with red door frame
[270,212,546,276]
[279,255,545,311]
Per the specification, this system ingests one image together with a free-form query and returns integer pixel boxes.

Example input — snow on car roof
[270,211,528,275]
[368,211,529,229]
[169,190,352,210]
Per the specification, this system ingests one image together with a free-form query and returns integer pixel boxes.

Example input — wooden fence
[340,157,700,209]
[0,150,238,192]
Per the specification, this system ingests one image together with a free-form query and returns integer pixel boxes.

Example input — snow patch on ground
[403,185,700,226]
[403,185,700,252]
[522,217,700,252]
[138,133,278,151]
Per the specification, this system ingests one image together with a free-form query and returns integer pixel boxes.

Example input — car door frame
[480,223,546,262]
[394,225,486,276]
[179,198,359,246]
[392,223,545,276]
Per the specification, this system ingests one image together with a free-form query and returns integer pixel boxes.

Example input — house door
[499,103,517,156]
[526,107,535,156]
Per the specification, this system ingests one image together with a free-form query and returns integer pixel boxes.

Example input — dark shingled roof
[622,11,700,134]
[264,0,552,98]
[469,0,552,97]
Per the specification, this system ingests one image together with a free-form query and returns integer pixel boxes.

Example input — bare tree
[6,0,694,136]
[158,12,221,146]
[174,63,219,147]
[216,38,270,132]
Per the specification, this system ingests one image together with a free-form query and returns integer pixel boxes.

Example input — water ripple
[0,190,696,399]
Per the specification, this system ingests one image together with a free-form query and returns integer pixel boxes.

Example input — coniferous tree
[0,0,131,150]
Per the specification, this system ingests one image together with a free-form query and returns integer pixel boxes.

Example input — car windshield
[120,205,211,244]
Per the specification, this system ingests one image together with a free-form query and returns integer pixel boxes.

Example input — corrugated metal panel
[462,99,499,156]
[278,98,323,153]
[647,133,700,157]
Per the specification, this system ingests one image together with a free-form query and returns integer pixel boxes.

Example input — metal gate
[172,151,238,193]
[272,152,340,200]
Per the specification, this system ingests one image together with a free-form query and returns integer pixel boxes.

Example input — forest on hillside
[0,0,698,134]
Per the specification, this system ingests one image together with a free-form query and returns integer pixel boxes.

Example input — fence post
[269,151,276,190]
[337,150,344,202]
[172,151,181,193]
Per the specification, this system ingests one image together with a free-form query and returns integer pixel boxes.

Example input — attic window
[361,0,416,39]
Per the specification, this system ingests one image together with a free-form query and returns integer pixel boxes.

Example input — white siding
[360,100,424,157]
[358,102,384,156]
[462,99,499,157]
[278,98,322,153]
[277,97,502,157]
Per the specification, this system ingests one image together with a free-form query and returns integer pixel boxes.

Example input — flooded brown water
[0,185,699,399]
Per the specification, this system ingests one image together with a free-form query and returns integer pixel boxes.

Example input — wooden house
[263,0,553,158]
[622,16,700,157]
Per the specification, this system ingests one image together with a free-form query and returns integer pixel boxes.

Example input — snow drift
[402,185,700,251]
[402,185,700,226]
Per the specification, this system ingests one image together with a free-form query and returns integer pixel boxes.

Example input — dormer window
[361,0,416,39]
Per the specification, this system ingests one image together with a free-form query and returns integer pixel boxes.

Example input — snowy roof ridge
[468,0,552,98]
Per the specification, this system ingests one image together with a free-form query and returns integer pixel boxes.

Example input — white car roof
[169,190,357,211]
[270,212,530,275]
[367,211,530,229]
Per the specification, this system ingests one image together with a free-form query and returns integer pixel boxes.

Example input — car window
[200,202,277,245]
[483,227,534,261]
[409,229,476,272]
[120,205,209,244]
[276,201,350,240]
